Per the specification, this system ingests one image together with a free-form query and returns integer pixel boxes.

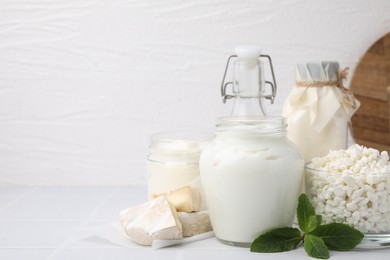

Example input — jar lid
[148,131,214,163]
[296,61,340,82]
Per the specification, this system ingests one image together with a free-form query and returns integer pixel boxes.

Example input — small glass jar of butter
[147,131,214,197]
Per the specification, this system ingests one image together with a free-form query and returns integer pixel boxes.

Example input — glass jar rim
[150,131,214,144]
[216,116,286,134]
[148,130,214,163]
[305,162,390,175]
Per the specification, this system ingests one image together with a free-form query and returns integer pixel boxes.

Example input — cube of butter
[151,185,201,213]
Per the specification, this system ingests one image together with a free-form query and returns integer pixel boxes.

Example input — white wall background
[0,0,389,185]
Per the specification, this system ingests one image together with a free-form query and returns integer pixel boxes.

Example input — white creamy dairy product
[119,196,183,246]
[200,117,304,246]
[306,144,390,233]
[147,131,213,197]
[119,183,213,246]
[147,163,200,198]
[151,185,201,213]
[178,211,212,237]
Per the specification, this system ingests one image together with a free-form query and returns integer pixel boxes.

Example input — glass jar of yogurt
[147,131,214,197]
[200,116,304,247]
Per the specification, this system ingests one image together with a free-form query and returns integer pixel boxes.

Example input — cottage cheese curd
[306,144,390,233]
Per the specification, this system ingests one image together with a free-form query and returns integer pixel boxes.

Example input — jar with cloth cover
[282,61,360,162]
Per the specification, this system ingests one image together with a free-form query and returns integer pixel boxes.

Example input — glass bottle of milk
[220,46,277,116]
[200,117,304,247]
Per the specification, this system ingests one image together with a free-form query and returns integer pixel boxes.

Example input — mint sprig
[250,194,364,259]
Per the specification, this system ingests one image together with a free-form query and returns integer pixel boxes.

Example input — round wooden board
[350,32,390,153]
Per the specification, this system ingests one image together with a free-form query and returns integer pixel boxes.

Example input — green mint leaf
[297,194,316,233]
[316,215,322,226]
[304,234,330,259]
[307,215,319,233]
[310,223,364,251]
[250,227,302,253]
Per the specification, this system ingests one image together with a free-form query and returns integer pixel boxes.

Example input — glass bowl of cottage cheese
[305,144,390,248]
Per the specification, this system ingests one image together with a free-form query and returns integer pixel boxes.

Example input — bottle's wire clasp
[220,54,277,104]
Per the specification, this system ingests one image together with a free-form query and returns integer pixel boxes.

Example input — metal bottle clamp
[220,54,277,104]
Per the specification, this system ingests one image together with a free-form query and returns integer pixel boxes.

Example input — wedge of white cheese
[178,211,212,237]
[119,196,183,246]
[150,185,201,212]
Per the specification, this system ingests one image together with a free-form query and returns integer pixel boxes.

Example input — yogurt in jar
[147,131,214,197]
[200,117,303,246]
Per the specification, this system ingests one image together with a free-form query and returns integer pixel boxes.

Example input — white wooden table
[0,186,389,260]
